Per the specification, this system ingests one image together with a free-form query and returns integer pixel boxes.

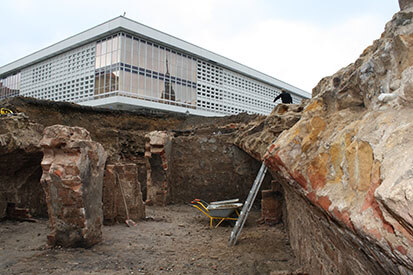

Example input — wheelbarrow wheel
[229,211,238,227]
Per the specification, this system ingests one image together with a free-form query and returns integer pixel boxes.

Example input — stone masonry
[40,125,107,248]
[144,131,172,206]
[260,181,283,225]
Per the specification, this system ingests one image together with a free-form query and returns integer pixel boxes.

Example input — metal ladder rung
[228,162,267,246]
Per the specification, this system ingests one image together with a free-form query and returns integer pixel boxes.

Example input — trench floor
[0,204,298,274]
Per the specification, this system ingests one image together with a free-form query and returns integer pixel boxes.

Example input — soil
[0,204,298,274]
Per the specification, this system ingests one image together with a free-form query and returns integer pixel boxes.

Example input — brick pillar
[144,131,172,206]
[40,125,107,248]
[261,181,283,225]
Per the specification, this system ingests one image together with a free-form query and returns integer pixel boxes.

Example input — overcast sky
[1,0,399,93]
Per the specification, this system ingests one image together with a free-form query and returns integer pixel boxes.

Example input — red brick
[317,196,332,211]
[396,245,407,256]
[333,207,355,232]
[292,171,308,190]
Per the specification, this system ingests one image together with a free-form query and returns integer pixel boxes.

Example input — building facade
[0,17,310,116]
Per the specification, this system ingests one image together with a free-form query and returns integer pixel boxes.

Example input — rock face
[234,103,304,160]
[40,125,107,247]
[0,113,45,219]
[246,7,413,274]
[399,0,413,10]
[103,163,145,224]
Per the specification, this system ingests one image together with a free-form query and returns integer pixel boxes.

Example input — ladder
[229,162,267,246]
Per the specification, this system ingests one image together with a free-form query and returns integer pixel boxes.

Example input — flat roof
[0,16,310,98]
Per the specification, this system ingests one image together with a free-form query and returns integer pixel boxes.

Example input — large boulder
[40,125,107,248]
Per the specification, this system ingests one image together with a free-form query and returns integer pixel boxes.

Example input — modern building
[0,16,310,116]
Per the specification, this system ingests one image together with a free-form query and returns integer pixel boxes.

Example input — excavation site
[1,3,413,275]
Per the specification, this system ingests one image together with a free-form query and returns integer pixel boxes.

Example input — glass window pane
[101,54,106,67]
[170,52,176,76]
[107,38,112,53]
[159,48,165,74]
[101,40,107,55]
[138,74,145,95]
[139,41,146,68]
[132,73,138,93]
[113,36,119,51]
[113,70,120,91]
[145,76,152,97]
[106,52,111,66]
[146,44,152,70]
[132,39,139,67]
[176,54,182,78]
[96,42,101,56]
[119,36,126,63]
[152,46,159,72]
[125,37,132,64]
[124,71,131,92]
[112,50,119,64]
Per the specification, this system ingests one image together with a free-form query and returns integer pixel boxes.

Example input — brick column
[144,131,172,206]
[40,125,107,248]
[261,181,283,225]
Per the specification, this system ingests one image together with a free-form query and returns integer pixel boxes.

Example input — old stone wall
[0,97,261,219]
[282,182,395,274]
[103,163,145,224]
[169,133,268,203]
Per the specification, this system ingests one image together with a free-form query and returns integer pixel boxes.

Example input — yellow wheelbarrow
[190,199,243,228]
[0,108,13,116]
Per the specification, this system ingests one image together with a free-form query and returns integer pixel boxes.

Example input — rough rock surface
[40,125,107,247]
[0,113,45,218]
[399,0,413,10]
[234,103,305,160]
[234,7,413,274]
[103,163,145,224]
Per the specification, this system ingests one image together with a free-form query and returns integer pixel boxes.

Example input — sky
[0,0,400,93]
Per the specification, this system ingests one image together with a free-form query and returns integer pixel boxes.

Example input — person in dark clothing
[273,89,293,104]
